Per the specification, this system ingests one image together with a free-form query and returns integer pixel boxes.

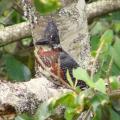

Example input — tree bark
[31,0,90,68]
[0,0,120,117]
[0,0,120,46]
[0,22,30,44]
[87,0,120,23]
[0,78,69,114]
[0,0,90,115]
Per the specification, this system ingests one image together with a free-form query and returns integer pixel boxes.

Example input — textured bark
[1,0,120,117]
[31,0,90,68]
[0,78,68,114]
[0,0,89,115]
[1,0,120,46]
[87,0,120,22]
[0,77,120,115]
[0,22,31,44]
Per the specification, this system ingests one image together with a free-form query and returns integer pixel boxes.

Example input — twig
[34,48,76,92]
[57,55,61,81]
[91,40,105,79]
[106,58,113,93]
[1,1,120,44]
[82,106,92,120]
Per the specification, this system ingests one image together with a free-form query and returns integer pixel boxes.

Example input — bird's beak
[35,39,49,45]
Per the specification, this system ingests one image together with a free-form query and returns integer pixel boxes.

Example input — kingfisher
[35,21,87,89]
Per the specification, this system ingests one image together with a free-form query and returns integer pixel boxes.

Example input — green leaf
[110,39,120,68]
[91,92,109,112]
[66,70,74,87]
[95,78,106,94]
[111,63,120,76]
[113,21,120,33]
[34,100,52,120]
[92,106,120,120]
[3,54,31,81]
[75,90,91,109]
[91,50,97,57]
[90,35,100,51]
[73,67,95,88]
[92,106,102,120]
[15,114,32,120]
[90,22,106,35]
[100,29,113,44]
[54,92,77,108]
[93,30,113,80]
[109,77,120,90]
[34,0,61,15]
[110,108,120,120]
[73,68,106,93]
[99,29,113,57]
[64,108,75,120]
[73,68,89,82]
[76,92,85,106]
[0,0,13,15]
[104,11,120,21]
[99,30,113,59]
[22,38,32,46]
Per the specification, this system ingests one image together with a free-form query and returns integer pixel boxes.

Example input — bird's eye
[50,35,53,38]
[52,35,56,40]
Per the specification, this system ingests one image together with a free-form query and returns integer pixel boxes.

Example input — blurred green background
[0,0,35,81]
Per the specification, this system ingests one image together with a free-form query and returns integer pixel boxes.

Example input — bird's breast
[37,48,59,67]
[36,48,65,80]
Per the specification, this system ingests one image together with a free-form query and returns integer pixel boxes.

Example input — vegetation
[0,0,120,120]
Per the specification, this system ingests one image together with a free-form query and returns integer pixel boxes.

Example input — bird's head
[36,21,61,49]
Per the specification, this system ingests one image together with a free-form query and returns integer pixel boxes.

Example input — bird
[35,21,87,89]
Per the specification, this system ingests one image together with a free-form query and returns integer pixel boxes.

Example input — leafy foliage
[1,0,120,120]
[34,0,61,15]
[110,39,120,68]
[0,0,34,81]
[3,54,31,81]
[27,9,120,119]
[15,113,32,120]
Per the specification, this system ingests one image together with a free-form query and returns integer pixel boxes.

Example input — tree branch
[0,22,31,44]
[87,0,120,22]
[0,0,120,44]
[0,0,89,116]
[0,77,68,114]
[1,0,120,117]
[1,76,120,115]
